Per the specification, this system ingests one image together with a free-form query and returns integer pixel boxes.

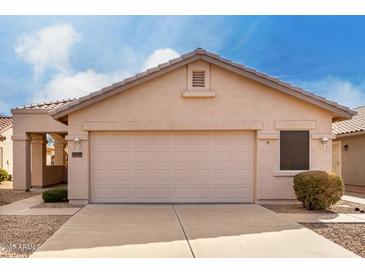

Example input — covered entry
[90,131,254,203]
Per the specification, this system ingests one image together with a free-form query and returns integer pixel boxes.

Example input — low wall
[44,165,65,186]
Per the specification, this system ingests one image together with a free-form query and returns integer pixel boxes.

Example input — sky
[1,16,365,115]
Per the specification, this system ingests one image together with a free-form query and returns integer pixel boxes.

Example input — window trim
[278,130,311,172]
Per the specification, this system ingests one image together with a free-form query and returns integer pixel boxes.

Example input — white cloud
[301,76,365,108]
[32,69,130,103]
[14,24,180,104]
[144,48,180,70]
[15,23,80,78]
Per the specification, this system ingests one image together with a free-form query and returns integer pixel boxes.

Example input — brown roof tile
[333,106,365,135]
[13,48,353,120]
[14,98,76,110]
[0,117,12,132]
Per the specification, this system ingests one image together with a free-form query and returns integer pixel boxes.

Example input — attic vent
[192,71,205,88]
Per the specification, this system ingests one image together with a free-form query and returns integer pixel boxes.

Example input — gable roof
[0,117,12,132]
[333,106,365,136]
[50,48,355,121]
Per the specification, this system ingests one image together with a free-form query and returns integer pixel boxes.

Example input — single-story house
[0,116,13,175]
[332,106,365,193]
[11,48,355,204]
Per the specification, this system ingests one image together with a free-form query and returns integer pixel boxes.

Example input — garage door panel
[151,151,171,162]
[110,169,130,180]
[174,169,192,179]
[90,131,254,203]
[150,169,170,180]
[110,151,130,161]
[213,187,234,199]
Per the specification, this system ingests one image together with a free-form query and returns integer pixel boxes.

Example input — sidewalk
[0,194,80,216]
[342,194,365,205]
[279,213,365,223]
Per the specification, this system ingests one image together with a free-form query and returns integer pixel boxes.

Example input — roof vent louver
[192,71,205,88]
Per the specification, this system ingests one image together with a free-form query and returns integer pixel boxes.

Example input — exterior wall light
[321,136,329,144]
[321,136,329,152]
[74,137,81,152]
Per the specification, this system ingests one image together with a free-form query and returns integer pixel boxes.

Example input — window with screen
[280,131,309,170]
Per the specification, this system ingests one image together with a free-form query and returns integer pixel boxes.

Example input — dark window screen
[280,131,309,170]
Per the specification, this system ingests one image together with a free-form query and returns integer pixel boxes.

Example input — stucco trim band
[12,135,31,141]
[182,90,216,97]
[257,132,279,140]
[82,120,263,131]
[311,133,336,139]
[275,120,316,130]
[65,134,88,141]
[273,170,306,177]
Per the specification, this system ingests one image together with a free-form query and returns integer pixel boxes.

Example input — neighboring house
[332,106,365,193]
[11,49,354,204]
[0,117,13,175]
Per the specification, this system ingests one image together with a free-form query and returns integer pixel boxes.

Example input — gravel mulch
[0,189,39,206]
[32,202,82,208]
[263,200,365,214]
[0,215,70,258]
[302,223,365,258]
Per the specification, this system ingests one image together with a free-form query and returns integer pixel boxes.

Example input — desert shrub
[42,188,68,203]
[293,170,344,210]
[0,168,10,182]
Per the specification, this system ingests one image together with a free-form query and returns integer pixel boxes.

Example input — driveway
[31,204,358,258]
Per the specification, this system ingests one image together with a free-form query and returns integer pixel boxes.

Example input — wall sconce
[343,144,349,151]
[74,137,81,152]
[321,136,329,145]
[321,136,329,152]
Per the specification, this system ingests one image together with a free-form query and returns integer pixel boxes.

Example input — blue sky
[1,16,365,115]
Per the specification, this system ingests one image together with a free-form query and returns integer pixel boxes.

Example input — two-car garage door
[90,131,254,203]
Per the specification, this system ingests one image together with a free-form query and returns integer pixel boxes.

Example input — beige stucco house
[332,106,365,193]
[0,117,13,175]
[11,49,355,204]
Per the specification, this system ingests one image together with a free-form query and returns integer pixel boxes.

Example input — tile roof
[333,106,365,135]
[51,48,355,120]
[0,117,12,132]
[14,98,76,110]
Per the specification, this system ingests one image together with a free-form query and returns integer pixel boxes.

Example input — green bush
[293,171,344,210]
[0,168,11,182]
[42,188,68,203]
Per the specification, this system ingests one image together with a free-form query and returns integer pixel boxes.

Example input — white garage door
[90,131,254,203]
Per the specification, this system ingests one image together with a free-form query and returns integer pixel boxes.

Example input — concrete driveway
[31,204,358,258]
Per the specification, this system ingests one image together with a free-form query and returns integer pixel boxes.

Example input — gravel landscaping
[263,200,365,257]
[302,223,365,258]
[32,202,82,208]
[263,200,365,214]
[0,215,70,258]
[0,189,38,206]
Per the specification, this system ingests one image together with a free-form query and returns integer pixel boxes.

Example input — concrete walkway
[279,213,365,223]
[31,204,358,258]
[342,194,365,205]
[0,194,80,216]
